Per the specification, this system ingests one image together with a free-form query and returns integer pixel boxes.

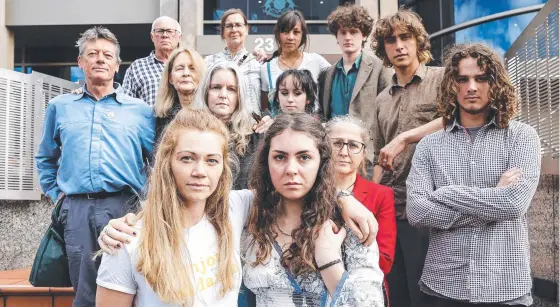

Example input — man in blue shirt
[35,26,154,307]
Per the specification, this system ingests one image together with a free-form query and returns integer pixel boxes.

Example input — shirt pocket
[412,103,438,126]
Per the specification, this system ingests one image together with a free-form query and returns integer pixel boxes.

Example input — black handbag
[29,195,72,287]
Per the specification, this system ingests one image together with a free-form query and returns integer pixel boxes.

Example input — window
[204,0,355,34]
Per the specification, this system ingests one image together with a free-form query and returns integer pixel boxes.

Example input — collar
[445,112,499,132]
[351,173,369,203]
[74,82,124,103]
[150,51,165,64]
[336,52,363,72]
[388,64,427,95]
[223,47,249,60]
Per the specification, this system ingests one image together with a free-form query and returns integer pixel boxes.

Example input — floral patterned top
[242,228,385,307]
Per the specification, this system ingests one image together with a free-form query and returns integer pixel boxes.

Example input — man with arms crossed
[35,27,154,306]
[370,9,445,307]
[407,43,540,307]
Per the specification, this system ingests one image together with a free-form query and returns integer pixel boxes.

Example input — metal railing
[505,0,559,174]
[0,69,79,200]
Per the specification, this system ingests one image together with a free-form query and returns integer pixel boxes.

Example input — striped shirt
[406,118,541,304]
[122,51,165,106]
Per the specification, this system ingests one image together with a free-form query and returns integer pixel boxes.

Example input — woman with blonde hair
[96,109,246,306]
[154,47,206,142]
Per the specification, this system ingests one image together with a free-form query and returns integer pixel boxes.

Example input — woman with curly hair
[243,113,384,306]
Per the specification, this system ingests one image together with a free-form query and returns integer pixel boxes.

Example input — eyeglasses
[330,138,365,154]
[224,23,246,30]
[152,28,181,37]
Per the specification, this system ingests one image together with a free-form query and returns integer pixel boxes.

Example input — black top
[155,101,182,144]
[231,132,261,190]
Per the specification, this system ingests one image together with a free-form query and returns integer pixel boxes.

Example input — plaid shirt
[205,48,261,113]
[122,51,164,106]
[406,118,541,303]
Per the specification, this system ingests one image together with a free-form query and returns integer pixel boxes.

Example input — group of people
[34,3,541,307]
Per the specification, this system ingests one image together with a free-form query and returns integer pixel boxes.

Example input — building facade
[0,0,398,83]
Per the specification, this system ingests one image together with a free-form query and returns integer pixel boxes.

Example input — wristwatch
[337,190,354,198]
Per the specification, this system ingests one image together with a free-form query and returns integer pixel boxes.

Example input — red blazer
[352,174,396,275]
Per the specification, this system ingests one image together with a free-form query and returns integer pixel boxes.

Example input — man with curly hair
[406,43,540,306]
[370,8,446,307]
[320,4,392,139]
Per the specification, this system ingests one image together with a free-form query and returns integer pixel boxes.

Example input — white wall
[6,0,160,26]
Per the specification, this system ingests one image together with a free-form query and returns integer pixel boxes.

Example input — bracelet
[317,259,341,271]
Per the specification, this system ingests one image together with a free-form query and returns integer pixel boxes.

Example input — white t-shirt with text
[96,190,254,306]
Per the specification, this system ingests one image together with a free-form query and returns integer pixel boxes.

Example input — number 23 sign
[254,37,275,52]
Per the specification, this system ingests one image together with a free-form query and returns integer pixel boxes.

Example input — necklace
[279,52,302,69]
[344,179,356,191]
[275,222,292,236]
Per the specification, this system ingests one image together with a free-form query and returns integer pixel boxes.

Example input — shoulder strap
[267,61,273,91]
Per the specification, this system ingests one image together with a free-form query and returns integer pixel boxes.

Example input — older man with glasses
[122,16,182,106]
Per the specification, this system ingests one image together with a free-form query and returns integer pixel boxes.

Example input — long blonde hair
[136,109,236,305]
[193,61,255,156]
[154,47,206,118]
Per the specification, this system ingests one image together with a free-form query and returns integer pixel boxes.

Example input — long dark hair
[247,113,341,275]
[272,69,317,114]
[266,10,310,62]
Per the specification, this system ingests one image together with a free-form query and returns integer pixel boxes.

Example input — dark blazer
[352,173,396,275]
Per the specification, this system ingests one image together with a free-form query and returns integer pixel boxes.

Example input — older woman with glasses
[326,115,396,305]
[204,9,266,114]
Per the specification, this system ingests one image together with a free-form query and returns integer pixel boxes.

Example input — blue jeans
[238,282,256,307]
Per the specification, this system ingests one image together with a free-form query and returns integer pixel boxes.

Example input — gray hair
[76,26,121,63]
[325,115,369,143]
[151,16,182,33]
[193,61,251,114]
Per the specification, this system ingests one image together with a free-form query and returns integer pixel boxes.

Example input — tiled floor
[0,268,74,307]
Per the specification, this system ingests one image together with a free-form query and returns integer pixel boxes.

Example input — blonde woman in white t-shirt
[96,109,247,306]
[260,10,331,114]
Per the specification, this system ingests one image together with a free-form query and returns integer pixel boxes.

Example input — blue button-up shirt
[35,83,155,202]
[330,53,362,118]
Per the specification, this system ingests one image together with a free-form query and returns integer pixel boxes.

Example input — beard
[458,101,491,115]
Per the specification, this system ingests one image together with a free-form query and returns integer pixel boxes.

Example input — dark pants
[386,219,430,307]
[423,294,527,307]
[60,192,135,307]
